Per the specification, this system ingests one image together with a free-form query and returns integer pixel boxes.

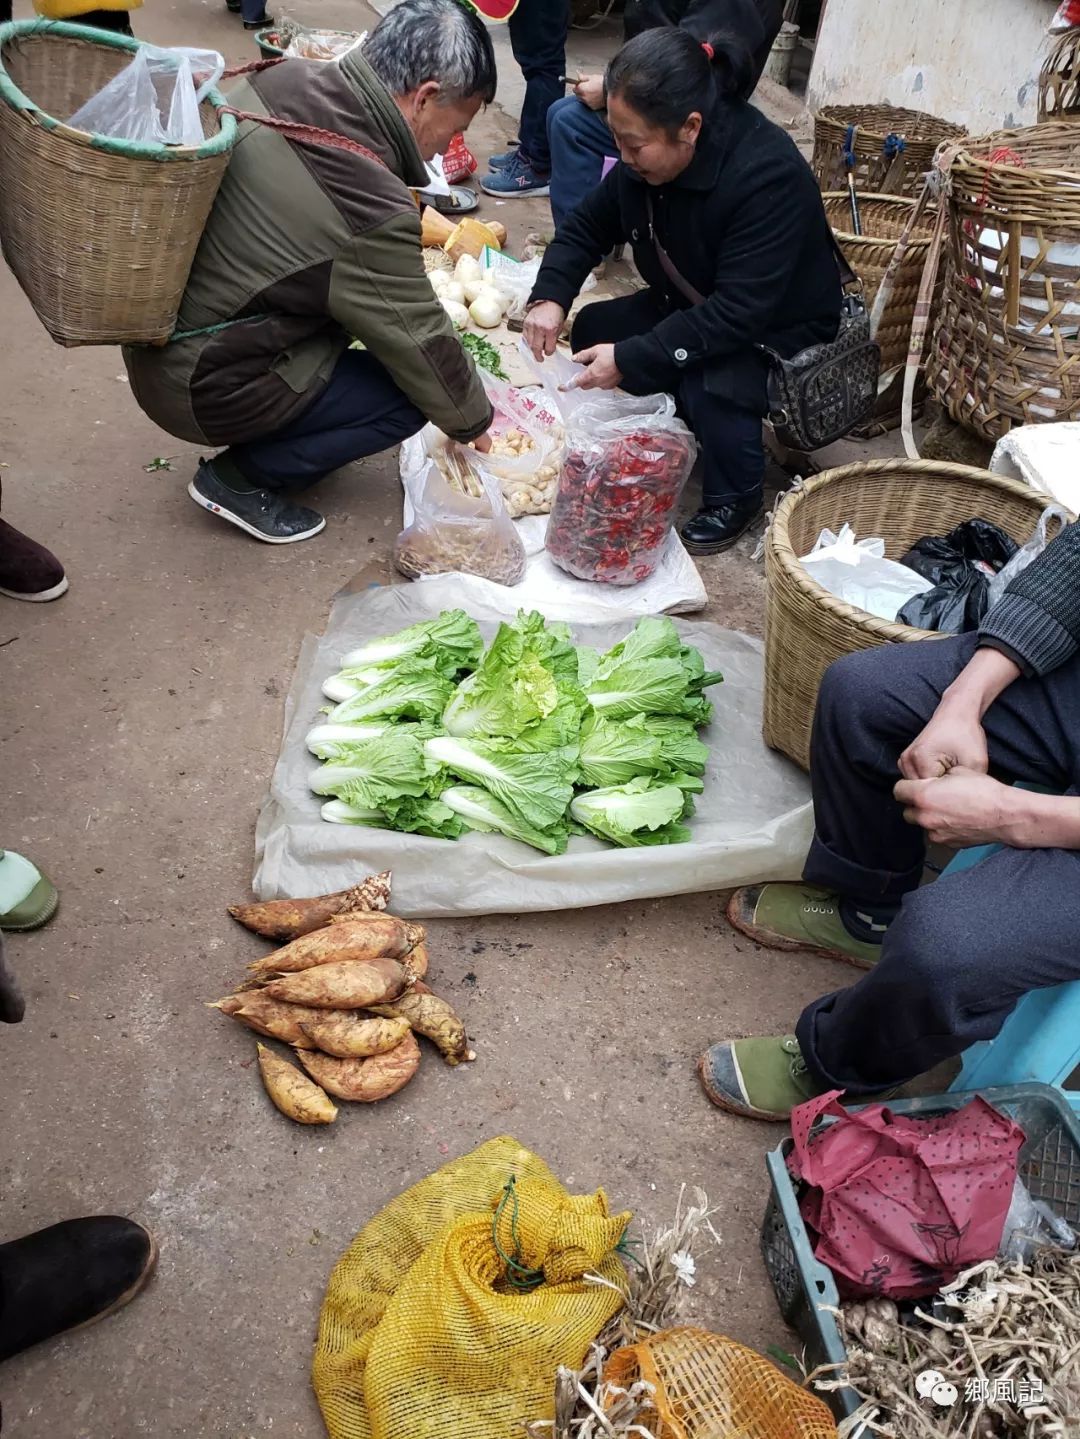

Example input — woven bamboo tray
[0,19,235,346]
[927,121,1080,442]
[1039,27,1080,119]
[812,103,966,197]
[763,460,1055,770]
[821,192,936,373]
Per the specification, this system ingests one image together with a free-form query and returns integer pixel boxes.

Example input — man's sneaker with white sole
[189,460,325,544]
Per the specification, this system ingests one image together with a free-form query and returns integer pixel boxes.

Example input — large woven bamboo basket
[0,19,236,346]
[763,460,1056,770]
[1039,27,1080,119]
[927,122,1080,442]
[821,192,936,373]
[812,104,966,197]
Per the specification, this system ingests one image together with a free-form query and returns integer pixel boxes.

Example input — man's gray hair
[364,0,497,104]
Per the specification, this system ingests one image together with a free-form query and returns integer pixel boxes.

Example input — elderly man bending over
[124,0,496,544]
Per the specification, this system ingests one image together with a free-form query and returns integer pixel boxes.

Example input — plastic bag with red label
[544,393,697,586]
[442,133,478,184]
[789,1091,1025,1300]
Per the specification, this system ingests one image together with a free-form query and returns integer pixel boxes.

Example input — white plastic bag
[69,45,224,147]
[986,505,1072,609]
[394,458,525,587]
[799,524,930,621]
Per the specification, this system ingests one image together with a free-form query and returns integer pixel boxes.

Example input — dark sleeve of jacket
[612,152,824,393]
[978,519,1080,676]
[527,171,624,314]
[624,0,784,88]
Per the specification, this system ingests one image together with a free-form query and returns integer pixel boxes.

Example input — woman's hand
[574,73,606,110]
[523,301,566,360]
[571,343,622,390]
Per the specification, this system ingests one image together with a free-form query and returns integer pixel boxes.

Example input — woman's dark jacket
[529,100,843,413]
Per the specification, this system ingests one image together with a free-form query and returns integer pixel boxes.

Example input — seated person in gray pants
[699,517,1080,1121]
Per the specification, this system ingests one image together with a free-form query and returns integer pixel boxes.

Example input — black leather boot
[680,500,764,555]
[0,1217,157,1361]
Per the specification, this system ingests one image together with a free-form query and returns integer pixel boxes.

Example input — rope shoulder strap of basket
[897,138,1016,460]
[170,57,398,344]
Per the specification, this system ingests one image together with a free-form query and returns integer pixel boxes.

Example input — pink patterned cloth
[790,1091,1024,1299]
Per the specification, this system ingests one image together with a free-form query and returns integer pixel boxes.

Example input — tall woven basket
[1039,27,1080,119]
[821,192,937,373]
[812,104,966,197]
[927,122,1080,442]
[0,19,236,346]
[763,460,1058,771]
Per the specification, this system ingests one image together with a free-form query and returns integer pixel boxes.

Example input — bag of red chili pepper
[544,395,697,585]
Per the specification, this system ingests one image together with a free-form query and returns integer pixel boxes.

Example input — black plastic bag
[896,519,1018,634]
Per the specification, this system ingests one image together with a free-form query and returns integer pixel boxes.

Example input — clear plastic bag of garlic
[430,415,563,518]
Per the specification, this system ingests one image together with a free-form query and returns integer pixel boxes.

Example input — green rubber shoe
[0,850,59,931]
[726,883,883,971]
[698,1035,823,1122]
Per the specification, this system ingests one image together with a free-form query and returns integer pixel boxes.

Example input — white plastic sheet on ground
[399,433,707,618]
[253,576,813,916]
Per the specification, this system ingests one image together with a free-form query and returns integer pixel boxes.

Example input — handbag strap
[645,191,860,308]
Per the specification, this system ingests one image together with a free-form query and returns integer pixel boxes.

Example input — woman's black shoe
[680,502,764,555]
[243,12,274,27]
[0,1217,157,1361]
[225,0,241,11]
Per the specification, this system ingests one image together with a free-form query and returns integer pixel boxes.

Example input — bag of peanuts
[394,458,526,587]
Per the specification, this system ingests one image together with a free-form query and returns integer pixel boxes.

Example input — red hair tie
[701,41,714,59]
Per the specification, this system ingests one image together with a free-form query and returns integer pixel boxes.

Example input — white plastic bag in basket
[800,524,930,621]
[69,45,224,147]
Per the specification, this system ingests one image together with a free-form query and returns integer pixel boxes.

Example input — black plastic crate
[759,1083,1080,1424]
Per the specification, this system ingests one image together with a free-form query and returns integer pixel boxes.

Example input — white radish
[468,292,504,329]
[455,254,482,285]
[441,298,471,330]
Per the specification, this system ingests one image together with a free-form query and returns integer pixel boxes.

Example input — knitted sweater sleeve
[978,519,1080,676]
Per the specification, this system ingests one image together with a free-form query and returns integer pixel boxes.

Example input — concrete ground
[2,5,905,1434]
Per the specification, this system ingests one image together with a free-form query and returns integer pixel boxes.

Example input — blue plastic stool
[945,842,1080,1113]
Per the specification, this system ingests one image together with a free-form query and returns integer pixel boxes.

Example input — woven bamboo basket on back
[927,122,1080,442]
[1039,28,1080,119]
[0,19,235,346]
[763,460,1057,771]
[821,192,937,373]
[812,104,966,197]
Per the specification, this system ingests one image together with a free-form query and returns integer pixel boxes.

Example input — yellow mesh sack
[313,1136,632,1439]
[604,1327,838,1439]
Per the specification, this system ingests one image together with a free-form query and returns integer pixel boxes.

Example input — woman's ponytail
[605,27,755,135]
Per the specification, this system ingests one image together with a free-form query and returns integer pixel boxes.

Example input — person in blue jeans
[481,0,571,199]
[545,0,782,227]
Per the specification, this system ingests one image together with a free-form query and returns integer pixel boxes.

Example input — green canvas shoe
[0,850,59,931]
[726,883,884,971]
[698,1035,822,1122]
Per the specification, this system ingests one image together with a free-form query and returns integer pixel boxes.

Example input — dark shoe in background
[0,518,68,602]
[188,460,325,545]
[0,1217,157,1362]
[680,502,764,555]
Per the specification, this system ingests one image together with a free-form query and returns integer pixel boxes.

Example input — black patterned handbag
[646,196,880,452]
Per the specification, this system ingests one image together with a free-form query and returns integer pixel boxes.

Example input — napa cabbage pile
[307,609,721,854]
